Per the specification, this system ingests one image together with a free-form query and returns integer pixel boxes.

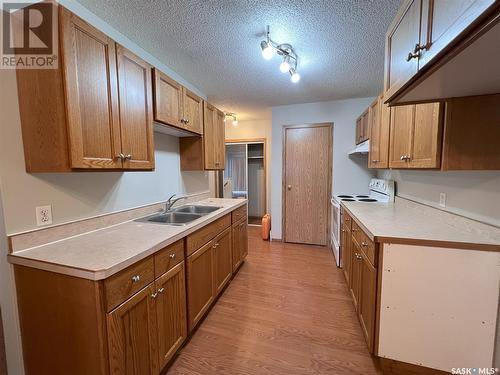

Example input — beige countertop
[8,198,246,280]
[341,198,500,251]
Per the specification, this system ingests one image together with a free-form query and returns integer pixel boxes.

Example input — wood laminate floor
[168,226,383,374]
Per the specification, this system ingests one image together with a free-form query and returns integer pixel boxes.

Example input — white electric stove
[330,179,395,267]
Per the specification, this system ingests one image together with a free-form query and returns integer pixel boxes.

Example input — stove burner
[358,198,378,202]
[356,195,369,198]
[337,195,354,198]
[341,198,355,201]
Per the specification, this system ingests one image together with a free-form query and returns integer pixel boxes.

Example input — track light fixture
[260,25,300,83]
[224,112,238,126]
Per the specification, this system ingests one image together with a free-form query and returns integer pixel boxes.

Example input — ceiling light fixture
[260,25,300,83]
[224,112,238,127]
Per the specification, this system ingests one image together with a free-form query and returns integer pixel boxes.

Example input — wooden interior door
[107,284,158,375]
[152,69,183,128]
[183,88,204,135]
[60,8,122,169]
[155,262,187,369]
[214,109,226,169]
[385,0,422,97]
[408,102,443,168]
[116,45,154,170]
[186,241,215,331]
[358,251,377,353]
[283,124,332,246]
[214,227,232,295]
[203,103,217,169]
[389,105,414,168]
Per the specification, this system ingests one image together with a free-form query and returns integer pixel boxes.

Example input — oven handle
[331,197,340,208]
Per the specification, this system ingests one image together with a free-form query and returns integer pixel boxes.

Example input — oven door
[330,197,341,267]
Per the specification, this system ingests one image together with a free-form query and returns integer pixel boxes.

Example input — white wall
[271,97,376,239]
[225,118,272,215]
[378,170,500,227]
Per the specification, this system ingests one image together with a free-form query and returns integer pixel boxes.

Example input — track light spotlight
[289,68,300,83]
[280,56,290,73]
[260,26,300,83]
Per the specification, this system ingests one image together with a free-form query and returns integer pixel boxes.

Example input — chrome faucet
[164,194,187,212]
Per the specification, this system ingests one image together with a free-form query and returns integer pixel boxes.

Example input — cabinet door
[203,102,217,169]
[214,109,226,169]
[368,98,381,168]
[361,111,370,142]
[240,219,248,260]
[214,228,232,295]
[152,69,183,129]
[231,223,242,272]
[116,45,154,170]
[350,240,362,311]
[419,0,496,68]
[389,105,414,168]
[385,0,422,97]
[341,226,352,286]
[358,252,377,353]
[408,102,443,168]
[369,97,391,169]
[186,241,214,331]
[183,88,204,135]
[60,8,122,169]
[155,262,187,369]
[107,283,158,375]
[355,118,362,145]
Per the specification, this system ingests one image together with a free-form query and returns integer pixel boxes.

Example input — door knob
[287,185,292,190]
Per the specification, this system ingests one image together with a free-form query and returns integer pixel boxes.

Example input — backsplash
[377,169,500,227]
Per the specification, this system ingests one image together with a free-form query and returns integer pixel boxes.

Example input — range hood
[349,140,369,155]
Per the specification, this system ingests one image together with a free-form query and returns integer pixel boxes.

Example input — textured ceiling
[75,0,401,120]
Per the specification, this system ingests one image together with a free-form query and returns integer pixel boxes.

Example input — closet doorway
[222,139,266,226]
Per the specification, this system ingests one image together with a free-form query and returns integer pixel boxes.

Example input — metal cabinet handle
[372,160,379,163]
[400,155,405,161]
[124,154,132,160]
[185,118,190,124]
[406,51,420,61]
[355,253,363,260]
[158,287,165,294]
[131,275,140,283]
[116,153,126,160]
[169,253,176,259]
[361,242,368,247]
[287,185,292,190]
[151,292,158,299]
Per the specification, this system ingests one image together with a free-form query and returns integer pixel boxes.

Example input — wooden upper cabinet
[116,45,155,170]
[155,262,187,369]
[389,105,414,168]
[17,7,154,172]
[369,95,390,169]
[203,102,217,169]
[107,283,159,375]
[384,0,421,98]
[152,68,183,129]
[60,7,122,169]
[419,0,497,68]
[183,89,204,135]
[389,102,443,169]
[355,111,369,145]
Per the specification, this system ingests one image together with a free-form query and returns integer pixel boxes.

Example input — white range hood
[348,140,369,155]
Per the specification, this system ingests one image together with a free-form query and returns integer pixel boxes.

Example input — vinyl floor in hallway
[167,226,382,374]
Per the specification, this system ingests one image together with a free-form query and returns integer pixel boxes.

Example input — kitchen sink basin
[137,212,202,225]
[174,205,221,215]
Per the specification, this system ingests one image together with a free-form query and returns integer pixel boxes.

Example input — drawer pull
[361,242,368,247]
[131,275,141,283]
[169,253,176,259]
[355,253,363,260]
[158,287,165,294]
[352,228,358,232]
[151,292,158,299]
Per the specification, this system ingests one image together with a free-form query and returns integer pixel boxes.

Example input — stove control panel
[369,179,395,200]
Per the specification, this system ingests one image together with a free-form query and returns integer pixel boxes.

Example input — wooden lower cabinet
[231,217,248,272]
[341,225,352,285]
[358,251,377,353]
[107,283,159,375]
[155,262,187,368]
[214,228,232,295]
[349,241,362,311]
[186,241,215,331]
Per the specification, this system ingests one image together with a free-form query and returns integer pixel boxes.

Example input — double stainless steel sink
[136,205,221,226]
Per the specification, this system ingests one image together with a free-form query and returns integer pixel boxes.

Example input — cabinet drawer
[154,240,185,278]
[104,256,154,311]
[342,210,352,231]
[231,204,247,223]
[351,221,376,267]
[186,214,231,256]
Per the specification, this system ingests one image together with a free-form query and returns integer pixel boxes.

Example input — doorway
[282,123,332,246]
[222,139,267,226]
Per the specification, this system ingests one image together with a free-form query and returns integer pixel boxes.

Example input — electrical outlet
[439,193,446,207]
[36,205,53,226]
